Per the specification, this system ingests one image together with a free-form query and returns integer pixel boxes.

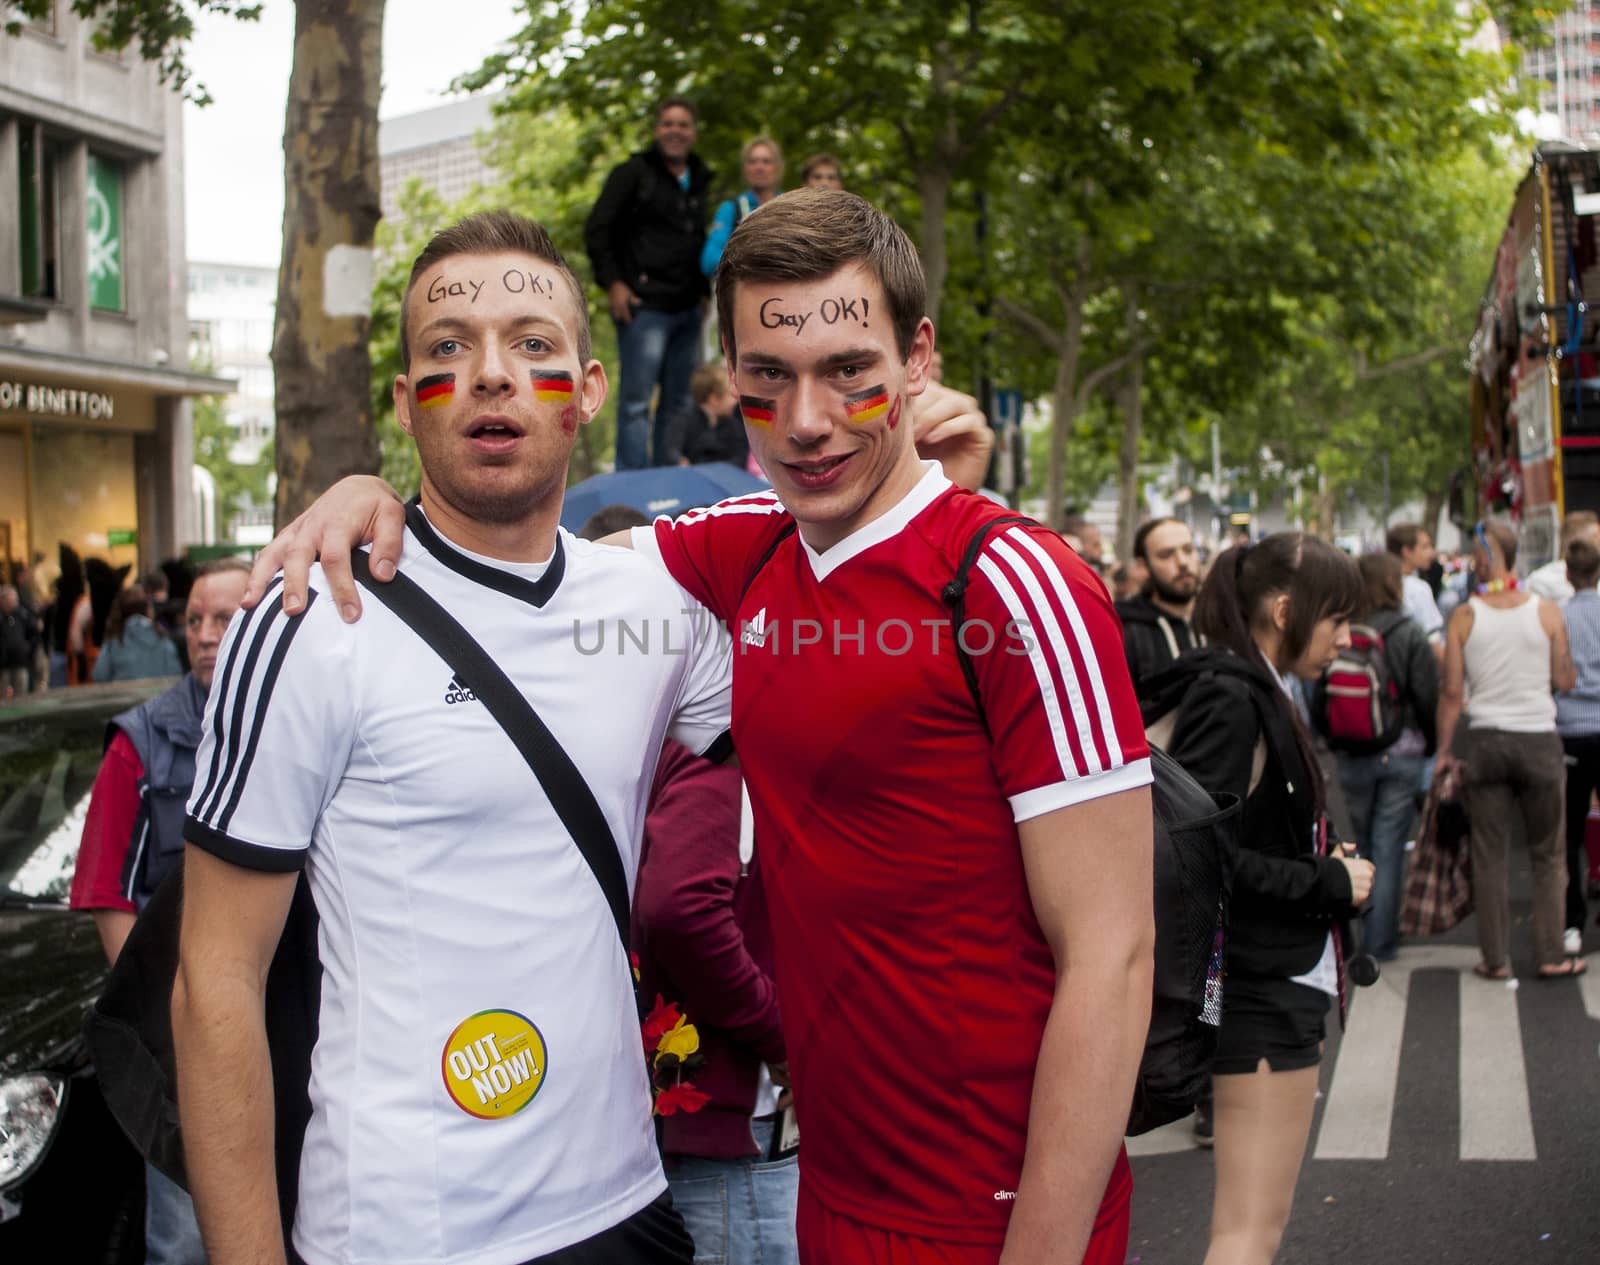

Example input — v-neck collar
[405,497,565,609]
[800,461,951,582]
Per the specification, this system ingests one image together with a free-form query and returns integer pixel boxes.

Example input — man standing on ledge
[585,96,712,469]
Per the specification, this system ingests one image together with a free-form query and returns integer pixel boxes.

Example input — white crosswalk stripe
[1316,944,1534,1162]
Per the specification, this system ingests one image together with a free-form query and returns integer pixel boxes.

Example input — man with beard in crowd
[1116,517,1203,702]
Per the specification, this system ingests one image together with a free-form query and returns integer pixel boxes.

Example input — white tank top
[1463,595,1558,732]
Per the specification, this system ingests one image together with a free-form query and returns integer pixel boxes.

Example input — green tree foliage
[458,0,1548,535]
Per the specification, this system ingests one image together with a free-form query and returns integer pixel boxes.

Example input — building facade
[1521,4,1600,144]
[0,5,229,584]
[379,94,499,219]
[187,259,275,543]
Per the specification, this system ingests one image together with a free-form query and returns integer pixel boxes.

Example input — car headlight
[0,1075,66,1190]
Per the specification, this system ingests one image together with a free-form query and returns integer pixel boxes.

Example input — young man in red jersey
[250,191,1154,1265]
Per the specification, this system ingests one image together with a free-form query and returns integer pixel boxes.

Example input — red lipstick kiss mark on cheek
[560,406,577,435]
[887,396,903,430]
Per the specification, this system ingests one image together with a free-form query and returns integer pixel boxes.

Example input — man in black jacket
[1116,517,1202,701]
[585,96,713,470]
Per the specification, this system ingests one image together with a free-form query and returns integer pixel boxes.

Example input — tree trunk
[1115,292,1144,563]
[272,0,385,527]
[918,163,951,328]
[1047,295,1087,532]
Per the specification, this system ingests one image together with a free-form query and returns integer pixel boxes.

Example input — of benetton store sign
[0,380,116,420]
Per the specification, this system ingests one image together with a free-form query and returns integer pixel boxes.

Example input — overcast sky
[183,0,524,267]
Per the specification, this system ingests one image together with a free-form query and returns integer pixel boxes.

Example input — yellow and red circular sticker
[440,1009,548,1120]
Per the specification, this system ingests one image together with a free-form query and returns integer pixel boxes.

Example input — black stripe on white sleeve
[215,590,318,835]
[193,575,283,822]
[191,586,317,832]
[184,816,308,872]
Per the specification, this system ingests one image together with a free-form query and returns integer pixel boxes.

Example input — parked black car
[0,681,166,1263]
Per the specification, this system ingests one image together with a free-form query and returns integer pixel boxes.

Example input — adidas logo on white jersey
[443,675,478,705]
[741,607,769,648]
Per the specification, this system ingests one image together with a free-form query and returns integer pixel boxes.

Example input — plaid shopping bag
[1401,767,1473,937]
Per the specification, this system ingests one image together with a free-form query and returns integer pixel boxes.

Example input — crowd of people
[43,93,1599,1265]
[0,550,203,698]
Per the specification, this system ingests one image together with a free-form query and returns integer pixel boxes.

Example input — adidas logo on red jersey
[741,607,770,649]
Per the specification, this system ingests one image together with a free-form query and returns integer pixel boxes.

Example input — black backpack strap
[349,551,630,956]
[741,520,798,603]
[940,514,1038,732]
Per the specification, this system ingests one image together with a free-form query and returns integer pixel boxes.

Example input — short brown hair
[1385,523,1427,556]
[1357,551,1404,616]
[691,361,730,406]
[799,152,843,184]
[399,210,591,370]
[714,188,925,366]
[1568,538,1600,589]
[656,95,698,124]
[194,557,252,581]
[1561,511,1600,549]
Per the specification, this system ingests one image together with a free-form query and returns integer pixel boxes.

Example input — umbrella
[559,462,770,532]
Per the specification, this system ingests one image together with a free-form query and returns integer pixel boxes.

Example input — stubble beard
[1149,574,1197,608]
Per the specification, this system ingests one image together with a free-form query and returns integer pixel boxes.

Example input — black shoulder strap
[349,551,630,956]
[940,514,1037,733]
[741,519,798,602]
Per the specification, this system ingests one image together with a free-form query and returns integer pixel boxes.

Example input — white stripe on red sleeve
[976,546,1092,780]
[1003,528,1125,759]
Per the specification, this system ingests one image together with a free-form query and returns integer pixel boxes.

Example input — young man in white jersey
[172,212,735,1265]
[249,192,1153,1265]
[1435,520,1580,980]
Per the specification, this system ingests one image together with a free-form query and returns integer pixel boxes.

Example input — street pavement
[1124,844,1598,1264]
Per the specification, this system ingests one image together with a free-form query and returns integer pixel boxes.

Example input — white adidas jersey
[186,513,732,1265]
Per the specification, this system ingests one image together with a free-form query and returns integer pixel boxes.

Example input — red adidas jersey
[638,466,1151,1242]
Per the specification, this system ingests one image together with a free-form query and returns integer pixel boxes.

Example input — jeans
[1338,749,1428,960]
[666,1119,798,1265]
[145,1162,206,1264]
[1561,732,1600,932]
[614,305,702,469]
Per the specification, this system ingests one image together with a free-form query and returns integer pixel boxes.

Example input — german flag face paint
[532,370,575,403]
[843,384,890,425]
[415,373,455,410]
[739,396,776,427]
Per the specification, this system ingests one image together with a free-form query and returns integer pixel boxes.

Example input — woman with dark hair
[1316,551,1439,962]
[1151,532,1374,1265]
[92,584,180,682]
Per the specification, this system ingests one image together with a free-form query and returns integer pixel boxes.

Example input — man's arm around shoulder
[1001,786,1154,1265]
[172,845,299,1265]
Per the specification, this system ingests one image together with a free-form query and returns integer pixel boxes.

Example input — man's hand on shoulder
[244,476,406,624]
[913,382,992,492]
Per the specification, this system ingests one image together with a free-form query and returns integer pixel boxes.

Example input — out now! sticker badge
[441,1009,548,1120]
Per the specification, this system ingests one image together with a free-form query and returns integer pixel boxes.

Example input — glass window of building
[18,124,63,301]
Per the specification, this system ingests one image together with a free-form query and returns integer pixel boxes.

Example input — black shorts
[1210,975,1330,1076]
[521,1193,694,1265]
